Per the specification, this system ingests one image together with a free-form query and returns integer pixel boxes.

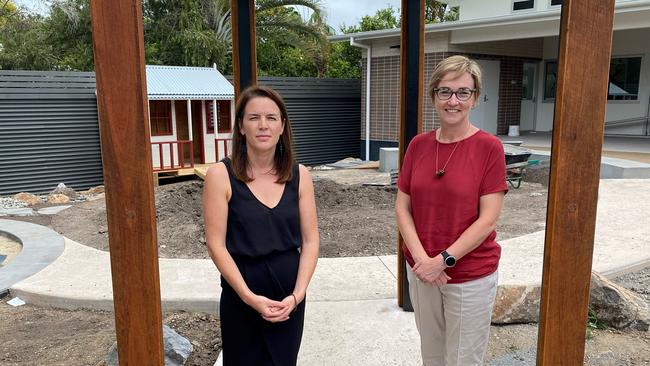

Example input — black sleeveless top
[222,158,302,258]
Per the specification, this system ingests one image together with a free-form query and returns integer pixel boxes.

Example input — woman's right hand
[413,255,447,284]
[246,294,291,322]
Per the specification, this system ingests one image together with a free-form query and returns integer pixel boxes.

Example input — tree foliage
[327,1,458,79]
[0,0,327,75]
[0,0,458,77]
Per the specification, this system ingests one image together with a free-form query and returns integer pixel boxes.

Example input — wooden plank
[88,1,164,365]
[231,0,257,99]
[537,1,615,365]
[397,0,425,309]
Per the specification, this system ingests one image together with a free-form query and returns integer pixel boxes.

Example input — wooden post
[89,1,164,364]
[397,0,425,310]
[537,0,615,364]
[231,0,257,99]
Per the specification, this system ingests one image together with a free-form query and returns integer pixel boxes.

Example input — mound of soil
[0,301,220,366]
[52,170,550,259]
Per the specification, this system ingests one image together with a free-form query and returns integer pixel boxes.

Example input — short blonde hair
[428,55,482,101]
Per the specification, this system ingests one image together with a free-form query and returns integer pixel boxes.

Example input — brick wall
[360,52,538,142]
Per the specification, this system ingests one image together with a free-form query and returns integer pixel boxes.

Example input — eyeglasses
[433,87,476,101]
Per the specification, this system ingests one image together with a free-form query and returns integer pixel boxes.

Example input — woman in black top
[203,86,319,365]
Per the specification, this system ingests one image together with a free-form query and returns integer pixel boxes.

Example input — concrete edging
[0,219,65,293]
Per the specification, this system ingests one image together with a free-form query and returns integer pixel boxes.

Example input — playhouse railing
[151,140,194,172]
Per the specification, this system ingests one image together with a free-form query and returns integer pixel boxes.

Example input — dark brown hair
[231,85,295,183]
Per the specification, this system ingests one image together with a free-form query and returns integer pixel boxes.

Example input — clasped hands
[413,255,451,287]
[247,293,299,323]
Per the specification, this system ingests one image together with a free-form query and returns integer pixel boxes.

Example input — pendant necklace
[435,125,471,178]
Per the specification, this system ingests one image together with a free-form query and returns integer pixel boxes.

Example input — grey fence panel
[0,70,97,100]
[1,72,361,196]
[256,77,361,166]
[0,81,103,195]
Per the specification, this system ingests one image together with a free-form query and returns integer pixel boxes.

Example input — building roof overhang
[329,0,650,44]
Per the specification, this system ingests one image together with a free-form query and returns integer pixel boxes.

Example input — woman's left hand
[262,294,299,323]
[413,255,446,283]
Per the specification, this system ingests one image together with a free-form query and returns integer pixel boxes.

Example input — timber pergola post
[537,0,615,364]
[231,0,257,99]
[89,1,164,365]
[397,0,425,311]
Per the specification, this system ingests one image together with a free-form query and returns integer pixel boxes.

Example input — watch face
[445,256,456,267]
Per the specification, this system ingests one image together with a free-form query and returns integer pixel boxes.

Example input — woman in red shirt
[396,55,508,366]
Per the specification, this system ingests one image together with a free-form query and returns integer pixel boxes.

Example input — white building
[331,0,650,159]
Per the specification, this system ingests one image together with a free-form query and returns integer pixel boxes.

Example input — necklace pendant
[436,169,445,177]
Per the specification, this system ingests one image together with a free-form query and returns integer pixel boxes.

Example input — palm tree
[200,0,327,56]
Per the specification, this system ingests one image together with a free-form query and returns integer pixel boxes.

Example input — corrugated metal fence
[0,71,103,196]
[256,77,361,166]
[0,72,360,195]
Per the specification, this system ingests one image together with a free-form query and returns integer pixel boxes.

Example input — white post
[187,99,193,142]
[350,37,372,161]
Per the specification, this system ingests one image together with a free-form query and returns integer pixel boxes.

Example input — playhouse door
[191,100,205,164]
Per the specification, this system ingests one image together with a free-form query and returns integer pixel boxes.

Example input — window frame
[543,55,643,103]
[542,60,557,102]
[607,55,642,103]
[206,100,216,134]
[149,100,174,136]
[217,100,233,134]
[512,0,535,12]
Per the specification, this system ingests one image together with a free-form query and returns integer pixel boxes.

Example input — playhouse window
[150,100,173,136]
[206,101,215,134]
[550,0,562,5]
[217,101,232,133]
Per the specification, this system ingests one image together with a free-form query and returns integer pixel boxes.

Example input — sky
[304,0,401,33]
[14,0,402,35]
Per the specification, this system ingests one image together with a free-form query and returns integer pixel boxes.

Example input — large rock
[492,285,540,324]
[47,194,71,204]
[12,192,42,206]
[491,272,649,331]
[590,272,649,331]
[50,183,77,199]
[106,325,193,365]
[82,185,105,195]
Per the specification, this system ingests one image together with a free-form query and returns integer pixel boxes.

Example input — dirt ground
[50,168,549,259]
[1,166,649,365]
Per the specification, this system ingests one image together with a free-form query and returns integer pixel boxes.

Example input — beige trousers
[406,265,498,366]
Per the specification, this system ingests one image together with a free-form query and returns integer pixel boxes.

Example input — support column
[537,0,615,364]
[397,0,425,311]
[89,1,164,364]
[231,0,257,100]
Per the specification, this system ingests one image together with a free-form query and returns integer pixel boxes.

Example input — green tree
[0,2,58,70]
[425,0,459,23]
[325,2,458,79]
[144,0,230,70]
[324,6,400,79]
[197,0,328,76]
[0,0,19,29]
[46,0,94,70]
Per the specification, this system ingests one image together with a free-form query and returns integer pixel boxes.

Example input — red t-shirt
[397,129,508,283]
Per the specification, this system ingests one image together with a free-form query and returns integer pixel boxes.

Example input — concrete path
[2,179,650,365]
